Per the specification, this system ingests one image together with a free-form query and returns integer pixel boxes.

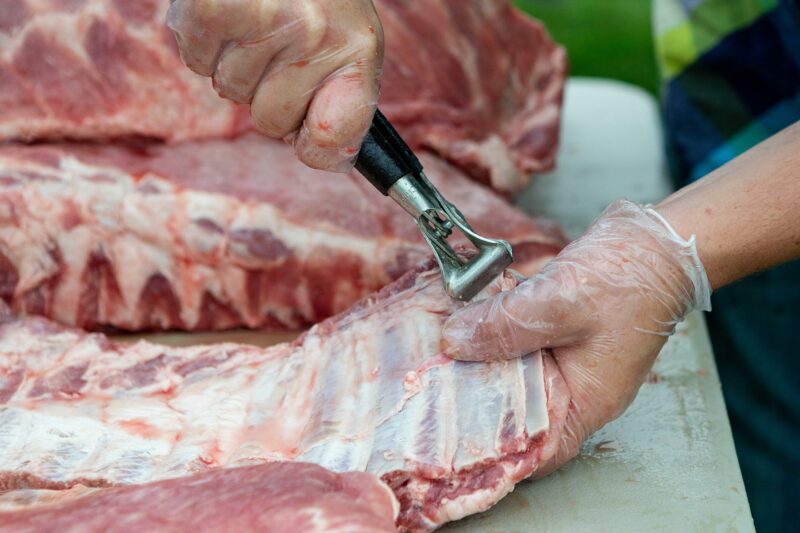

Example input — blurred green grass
[514,0,659,95]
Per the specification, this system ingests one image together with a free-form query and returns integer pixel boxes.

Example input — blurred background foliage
[514,0,660,95]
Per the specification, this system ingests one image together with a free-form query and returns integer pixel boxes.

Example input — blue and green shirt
[654,2,800,531]
[656,0,800,183]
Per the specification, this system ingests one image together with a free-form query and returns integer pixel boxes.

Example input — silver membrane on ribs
[0,266,568,531]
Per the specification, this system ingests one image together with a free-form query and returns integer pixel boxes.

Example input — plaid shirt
[655,0,800,184]
[654,2,800,531]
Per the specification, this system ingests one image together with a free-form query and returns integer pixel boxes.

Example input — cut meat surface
[0,462,399,533]
[377,0,567,192]
[0,134,564,332]
[0,265,570,531]
[0,0,565,190]
[0,0,249,143]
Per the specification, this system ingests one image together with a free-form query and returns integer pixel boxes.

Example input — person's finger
[213,38,285,104]
[242,1,332,136]
[210,1,327,106]
[530,353,579,478]
[249,50,348,139]
[169,0,283,77]
[533,407,585,478]
[441,271,593,361]
[292,29,382,171]
[167,0,229,76]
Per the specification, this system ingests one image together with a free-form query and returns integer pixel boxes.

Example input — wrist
[654,192,727,290]
[600,200,712,315]
[644,203,712,313]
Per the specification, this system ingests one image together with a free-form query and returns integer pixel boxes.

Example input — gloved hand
[167,0,383,172]
[442,199,712,472]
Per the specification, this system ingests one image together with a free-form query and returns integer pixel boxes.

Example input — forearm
[656,121,800,289]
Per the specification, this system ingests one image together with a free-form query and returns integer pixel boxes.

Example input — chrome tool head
[354,109,514,300]
[388,172,514,301]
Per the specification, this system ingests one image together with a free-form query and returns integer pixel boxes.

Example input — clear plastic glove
[167,0,383,171]
[442,199,712,472]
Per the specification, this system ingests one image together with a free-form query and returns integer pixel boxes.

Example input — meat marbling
[0,1,571,528]
[0,134,564,332]
[0,462,399,533]
[377,0,566,191]
[0,0,565,191]
[0,265,570,531]
[0,0,251,143]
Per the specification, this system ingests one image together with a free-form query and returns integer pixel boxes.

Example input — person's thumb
[441,273,590,361]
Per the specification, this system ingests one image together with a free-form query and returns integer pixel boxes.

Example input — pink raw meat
[0,265,570,531]
[0,134,564,332]
[377,0,567,192]
[0,0,250,143]
[0,0,565,191]
[0,462,398,533]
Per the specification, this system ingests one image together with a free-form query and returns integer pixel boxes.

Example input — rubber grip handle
[355,109,423,195]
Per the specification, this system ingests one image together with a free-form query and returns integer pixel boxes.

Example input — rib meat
[0,265,570,531]
[377,0,566,192]
[0,462,399,533]
[0,0,565,191]
[0,0,250,143]
[0,134,564,332]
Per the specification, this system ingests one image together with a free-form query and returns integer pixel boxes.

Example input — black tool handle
[355,109,422,195]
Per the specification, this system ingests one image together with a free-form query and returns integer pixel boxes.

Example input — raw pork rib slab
[0,134,564,332]
[0,0,250,143]
[377,0,566,192]
[0,0,565,191]
[0,462,399,533]
[0,266,570,531]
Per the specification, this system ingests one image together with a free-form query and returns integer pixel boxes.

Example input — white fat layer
[470,135,520,192]
[1,153,420,329]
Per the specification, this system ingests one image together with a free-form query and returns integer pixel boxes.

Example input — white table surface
[442,78,754,532]
[121,78,755,532]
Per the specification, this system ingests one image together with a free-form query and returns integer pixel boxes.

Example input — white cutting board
[120,78,754,532]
